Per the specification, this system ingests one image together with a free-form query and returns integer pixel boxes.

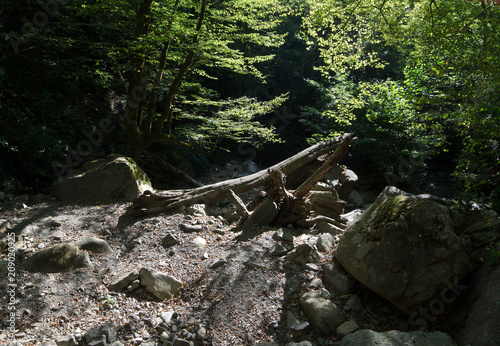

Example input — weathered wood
[227,189,249,219]
[308,191,346,215]
[294,134,355,199]
[297,215,347,230]
[269,169,294,213]
[129,133,353,216]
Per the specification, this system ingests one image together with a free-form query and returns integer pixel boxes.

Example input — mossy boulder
[336,188,471,314]
[20,242,93,273]
[52,154,152,202]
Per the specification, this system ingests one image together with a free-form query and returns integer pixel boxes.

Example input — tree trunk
[128,133,354,216]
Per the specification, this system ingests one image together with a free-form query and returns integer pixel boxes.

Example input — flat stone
[161,233,179,248]
[55,335,76,346]
[179,223,203,233]
[139,268,182,300]
[336,320,359,338]
[314,220,344,235]
[209,258,227,269]
[108,270,140,291]
[274,244,289,256]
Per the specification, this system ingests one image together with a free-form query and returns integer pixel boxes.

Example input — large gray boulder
[340,329,455,346]
[336,188,471,314]
[456,257,500,346]
[53,154,152,202]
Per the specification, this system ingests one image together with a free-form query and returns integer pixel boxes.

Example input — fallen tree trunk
[253,134,354,228]
[128,133,354,216]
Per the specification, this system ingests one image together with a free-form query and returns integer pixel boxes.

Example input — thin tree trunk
[124,0,155,159]
[155,0,207,134]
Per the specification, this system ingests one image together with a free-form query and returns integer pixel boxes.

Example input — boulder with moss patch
[336,187,471,314]
[20,242,93,273]
[52,154,152,202]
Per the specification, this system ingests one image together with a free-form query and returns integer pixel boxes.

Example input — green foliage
[300,77,429,174]
[178,94,288,151]
[301,0,500,194]
[0,0,291,188]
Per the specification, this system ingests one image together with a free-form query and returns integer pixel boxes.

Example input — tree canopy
[301,0,500,194]
[0,0,498,205]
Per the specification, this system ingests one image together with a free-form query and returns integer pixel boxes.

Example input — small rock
[322,262,357,294]
[273,228,294,243]
[244,198,279,228]
[186,204,206,217]
[341,210,364,225]
[126,280,141,293]
[305,263,319,271]
[274,244,288,256]
[161,234,179,248]
[209,258,227,269]
[161,311,174,323]
[286,244,322,264]
[108,270,140,291]
[139,268,183,300]
[160,332,169,342]
[345,295,363,311]
[336,320,359,338]
[287,311,300,329]
[321,288,332,299]
[244,261,265,269]
[246,332,255,343]
[196,326,206,340]
[192,237,206,248]
[316,233,334,252]
[172,339,191,346]
[84,323,117,346]
[179,223,203,233]
[309,278,322,289]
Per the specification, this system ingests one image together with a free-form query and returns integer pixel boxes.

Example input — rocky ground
[0,164,463,346]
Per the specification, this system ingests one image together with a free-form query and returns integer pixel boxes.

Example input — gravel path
[0,195,414,345]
